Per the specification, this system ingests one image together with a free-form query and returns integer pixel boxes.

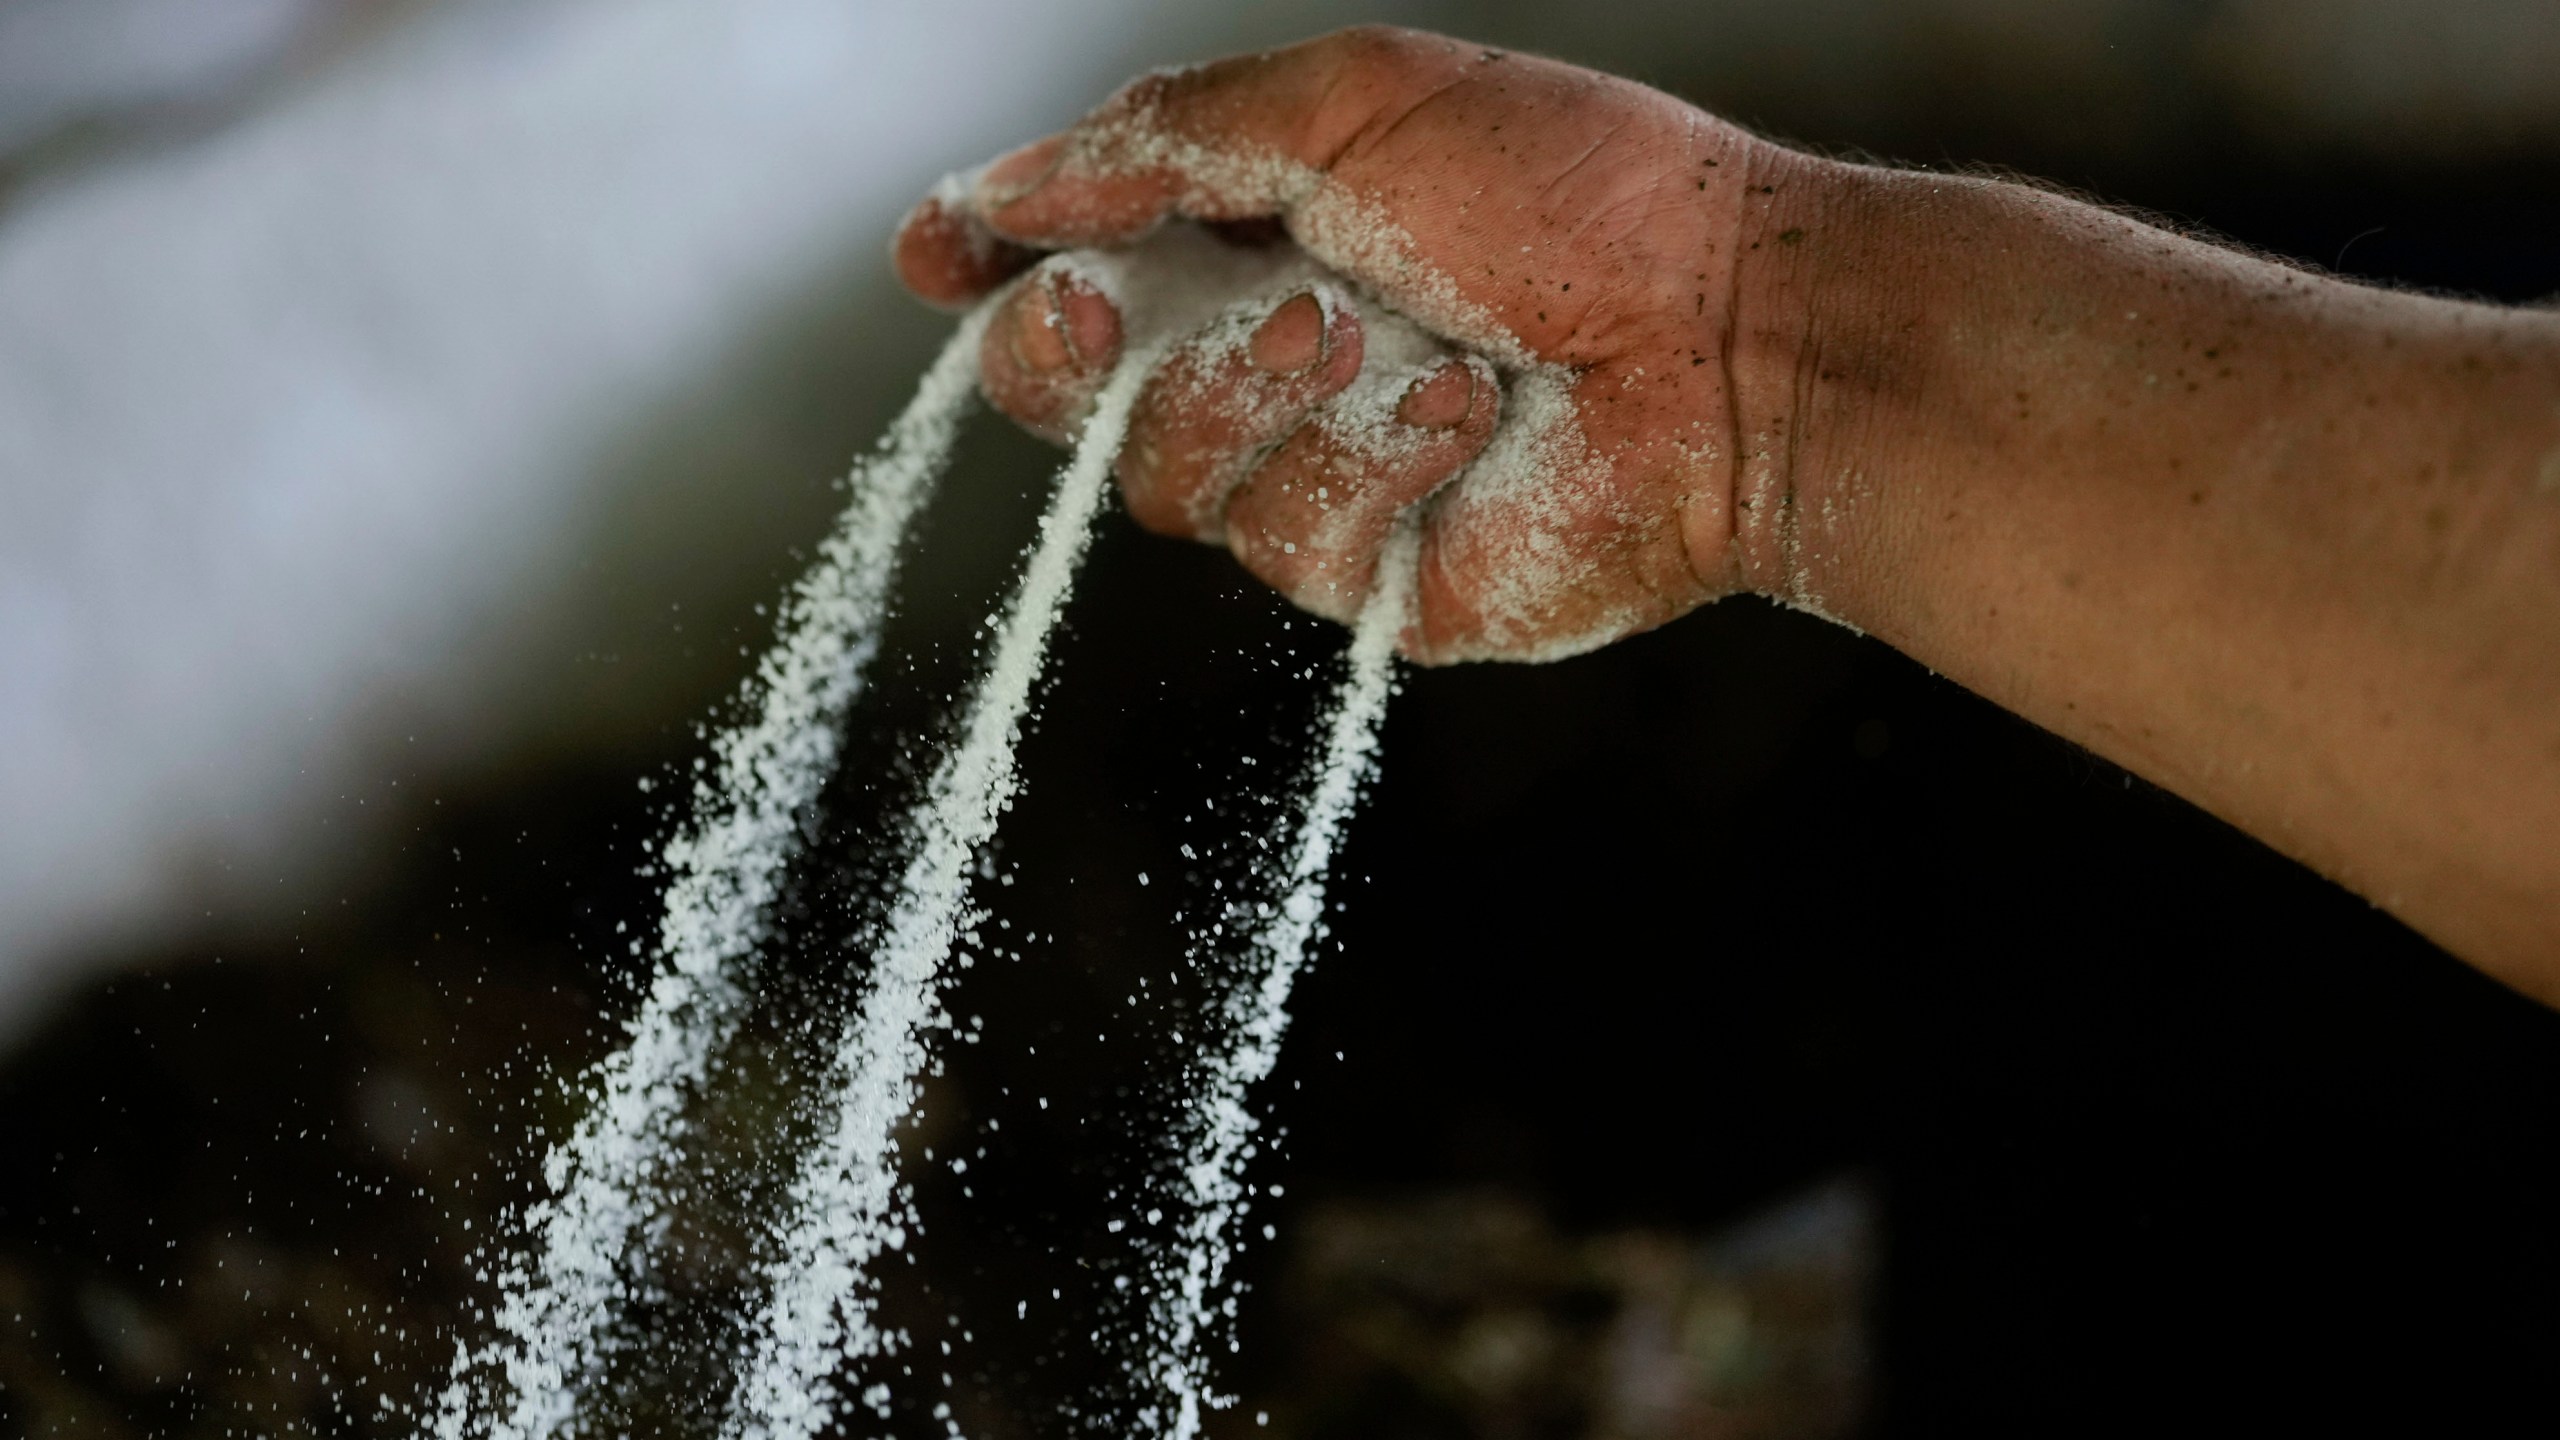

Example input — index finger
[970,26,1476,248]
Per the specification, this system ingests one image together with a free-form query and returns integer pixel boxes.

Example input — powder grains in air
[431,301,993,1440]
[723,228,1362,1440]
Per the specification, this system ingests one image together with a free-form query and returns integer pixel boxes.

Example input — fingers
[969,26,1477,247]
[972,255,1701,664]
[887,39,1348,306]
[1114,288,1366,540]
[1223,355,1500,621]
[1406,366,1711,664]
[973,131,1180,250]
[891,190,1041,310]
[975,257,1125,445]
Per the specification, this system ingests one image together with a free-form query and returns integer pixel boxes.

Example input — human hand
[892,25,1805,662]
[887,28,2560,1001]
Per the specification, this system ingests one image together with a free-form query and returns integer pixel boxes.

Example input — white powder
[1041,108,1534,371]
[1016,112,1623,660]
[723,237,1342,1440]
[430,302,992,1440]
[717,356,1148,1440]
[437,193,1613,1436]
[1418,365,1639,662]
[1137,525,1417,1440]
[1047,222,1328,355]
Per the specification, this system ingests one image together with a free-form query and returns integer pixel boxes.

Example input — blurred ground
[1272,1184,1873,1439]
[2,2,2557,1436]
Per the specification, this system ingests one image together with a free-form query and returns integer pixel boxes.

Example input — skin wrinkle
[1525,176,1689,363]
[1286,52,1369,174]
[1776,255,1816,597]
[1409,528,1474,656]
[1728,147,1850,612]
[1615,502,1694,623]
[1545,184,1675,358]
[1711,162,1755,592]
[1535,118,1637,207]
[983,262,1105,444]
[1667,485,1718,598]
[1276,30,1496,189]
[1470,128,1694,631]
[1296,62,1529,364]
[1781,321,1827,603]
[1058,65,1532,370]
[1337,68,1476,176]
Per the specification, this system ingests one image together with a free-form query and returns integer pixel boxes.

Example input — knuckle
[1461,355,1503,429]
[974,329,1028,412]
[1227,523,1323,614]
[1095,69,1180,132]
[1314,305,1366,389]
[1122,491,1198,541]
[1313,24,1443,103]
[1224,517,1282,583]
[977,326,1076,436]
[1113,443,1197,539]
[1318,23,1427,68]
[1224,482,1294,551]
[1410,528,1485,662]
[892,202,976,308]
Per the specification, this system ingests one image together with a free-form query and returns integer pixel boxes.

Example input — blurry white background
[0,0,1182,1036]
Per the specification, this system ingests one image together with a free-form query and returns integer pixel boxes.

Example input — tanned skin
[889,26,2560,1004]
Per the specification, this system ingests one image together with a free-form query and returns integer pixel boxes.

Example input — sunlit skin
[892,26,2560,1004]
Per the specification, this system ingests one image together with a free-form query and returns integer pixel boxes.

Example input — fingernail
[1396,360,1478,430]
[1056,278,1121,368]
[1249,293,1327,375]
[1009,279,1076,373]
[977,135,1067,211]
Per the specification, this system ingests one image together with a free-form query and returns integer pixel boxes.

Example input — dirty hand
[890,25,1806,663]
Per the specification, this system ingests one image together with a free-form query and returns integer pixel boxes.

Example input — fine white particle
[431,300,994,1440]
[1135,526,1418,1440]
[724,229,1343,1440]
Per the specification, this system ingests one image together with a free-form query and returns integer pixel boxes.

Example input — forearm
[1726,147,2560,998]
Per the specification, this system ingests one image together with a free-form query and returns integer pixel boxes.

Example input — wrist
[1711,143,1919,632]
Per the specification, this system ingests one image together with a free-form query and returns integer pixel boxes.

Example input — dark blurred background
[2,1,2556,1436]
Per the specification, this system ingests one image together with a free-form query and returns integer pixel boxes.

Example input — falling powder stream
[723,343,1165,1440]
[723,226,1347,1440]
[1141,528,1417,1440]
[432,215,1495,1437]
[432,304,993,1440]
